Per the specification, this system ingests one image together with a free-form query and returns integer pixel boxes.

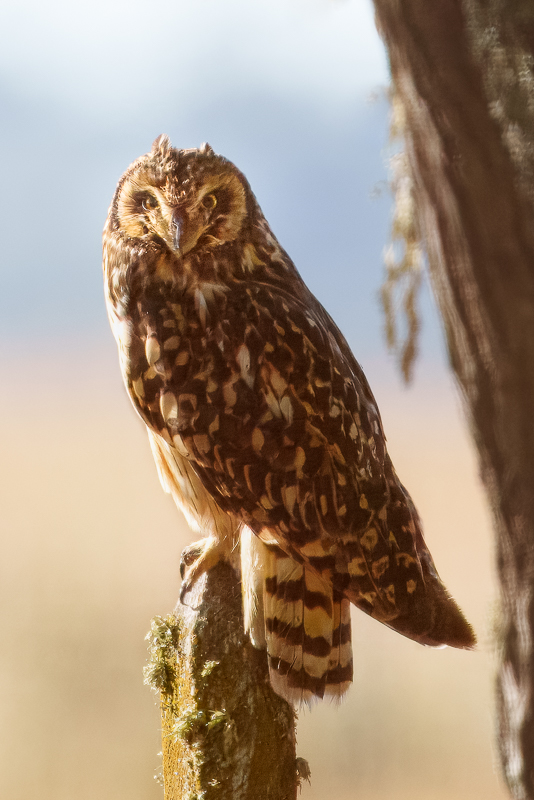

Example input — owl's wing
[137,279,474,650]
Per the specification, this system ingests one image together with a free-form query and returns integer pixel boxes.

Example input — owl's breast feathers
[115,261,474,651]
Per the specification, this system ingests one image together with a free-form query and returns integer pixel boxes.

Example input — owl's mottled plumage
[103,135,475,703]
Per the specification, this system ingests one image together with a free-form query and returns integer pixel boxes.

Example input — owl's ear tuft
[152,134,172,157]
[199,142,215,156]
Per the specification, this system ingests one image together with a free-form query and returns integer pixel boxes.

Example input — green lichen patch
[144,614,180,695]
[168,707,229,743]
[205,710,228,731]
[200,660,219,678]
[296,757,311,787]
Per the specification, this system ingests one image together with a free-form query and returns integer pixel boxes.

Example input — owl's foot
[179,536,232,603]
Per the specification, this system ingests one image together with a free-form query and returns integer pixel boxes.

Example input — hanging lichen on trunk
[373,1,534,797]
[381,86,423,383]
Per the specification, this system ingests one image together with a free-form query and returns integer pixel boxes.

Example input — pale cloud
[1,0,388,122]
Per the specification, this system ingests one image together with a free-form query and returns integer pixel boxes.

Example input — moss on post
[145,560,300,800]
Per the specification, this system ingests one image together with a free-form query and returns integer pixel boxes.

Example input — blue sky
[0,0,447,370]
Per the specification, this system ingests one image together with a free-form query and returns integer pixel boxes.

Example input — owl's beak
[171,206,205,257]
[171,208,185,253]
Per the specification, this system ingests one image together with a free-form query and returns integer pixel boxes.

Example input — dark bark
[147,560,299,800]
[372,1,534,797]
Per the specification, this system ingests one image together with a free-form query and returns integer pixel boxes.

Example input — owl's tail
[377,548,477,650]
[343,479,476,651]
[382,489,477,650]
[241,528,353,704]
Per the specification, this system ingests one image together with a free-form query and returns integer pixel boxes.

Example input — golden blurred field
[0,340,508,799]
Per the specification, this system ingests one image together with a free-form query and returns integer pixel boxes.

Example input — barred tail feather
[324,592,353,700]
[241,532,353,704]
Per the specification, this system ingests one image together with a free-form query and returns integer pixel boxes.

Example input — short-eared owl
[103,135,475,703]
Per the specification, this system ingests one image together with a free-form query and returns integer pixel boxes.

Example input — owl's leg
[241,527,268,649]
[179,536,220,597]
[147,429,242,601]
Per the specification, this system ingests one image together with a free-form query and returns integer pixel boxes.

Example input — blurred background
[0,0,507,797]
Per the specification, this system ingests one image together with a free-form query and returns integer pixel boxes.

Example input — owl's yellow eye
[133,192,159,212]
[142,193,159,211]
[201,193,217,211]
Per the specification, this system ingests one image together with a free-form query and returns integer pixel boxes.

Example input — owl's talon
[179,536,232,604]
[179,539,208,602]
[179,541,206,580]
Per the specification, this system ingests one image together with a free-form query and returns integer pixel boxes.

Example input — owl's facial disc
[115,145,249,260]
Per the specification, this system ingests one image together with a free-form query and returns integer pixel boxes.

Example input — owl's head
[106,135,255,258]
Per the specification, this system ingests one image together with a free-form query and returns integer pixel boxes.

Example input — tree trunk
[372,1,534,797]
[145,560,300,800]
